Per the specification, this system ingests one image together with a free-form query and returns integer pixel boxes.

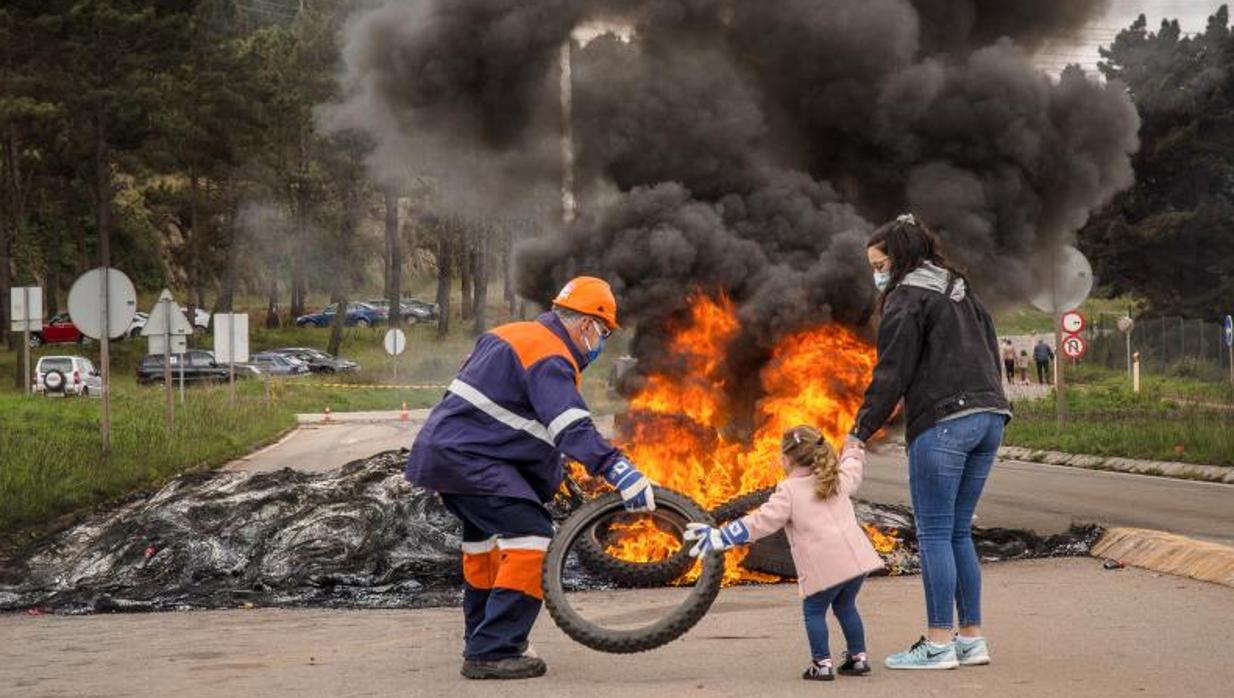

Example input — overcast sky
[1035,0,1229,74]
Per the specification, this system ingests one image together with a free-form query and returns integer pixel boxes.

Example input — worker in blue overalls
[406,276,654,680]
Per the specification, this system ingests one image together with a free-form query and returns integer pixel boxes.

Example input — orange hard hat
[552,276,619,330]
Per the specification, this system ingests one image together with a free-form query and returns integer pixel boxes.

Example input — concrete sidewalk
[3,558,1231,698]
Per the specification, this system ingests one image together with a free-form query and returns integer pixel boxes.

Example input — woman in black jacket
[847,214,1010,671]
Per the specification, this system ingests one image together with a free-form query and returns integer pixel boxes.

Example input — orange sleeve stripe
[491,322,581,386]
[462,549,501,590]
[493,549,546,600]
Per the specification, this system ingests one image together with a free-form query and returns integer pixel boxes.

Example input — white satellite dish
[67,267,137,340]
[1029,245,1093,314]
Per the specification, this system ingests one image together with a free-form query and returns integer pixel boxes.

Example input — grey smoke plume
[328,0,1139,402]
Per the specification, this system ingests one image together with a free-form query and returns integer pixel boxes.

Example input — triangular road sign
[142,289,195,337]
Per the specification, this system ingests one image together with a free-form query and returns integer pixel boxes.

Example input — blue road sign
[1224,315,1233,348]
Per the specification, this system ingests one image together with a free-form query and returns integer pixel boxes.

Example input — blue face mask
[586,334,605,363]
[583,321,606,363]
[873,270,891,292]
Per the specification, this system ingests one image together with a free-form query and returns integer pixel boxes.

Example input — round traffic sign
[1061,334,1087,360]
[1061,310,1085,334]
[1117,316,1134,333]
[1225,315,1233,348]
[67,268,137,340]
[383,328,407,356]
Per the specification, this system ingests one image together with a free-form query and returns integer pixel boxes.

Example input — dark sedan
[270,347,359,374]
[137,350,259,385]
[294,302,384,328]
[367,298,439,324]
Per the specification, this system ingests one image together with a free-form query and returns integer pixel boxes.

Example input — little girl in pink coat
[686,425,885,681]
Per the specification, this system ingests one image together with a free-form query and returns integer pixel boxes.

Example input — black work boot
[461,656,547,680]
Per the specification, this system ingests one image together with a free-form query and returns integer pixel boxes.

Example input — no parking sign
[1061,334,1087,360]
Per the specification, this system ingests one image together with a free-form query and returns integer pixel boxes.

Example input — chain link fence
[1083,313,1233,382]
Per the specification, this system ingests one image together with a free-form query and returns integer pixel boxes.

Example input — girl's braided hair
[780,425,840,500]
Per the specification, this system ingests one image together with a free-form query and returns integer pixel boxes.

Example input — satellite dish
[67,267,137,340]
[1029,245,1093,314]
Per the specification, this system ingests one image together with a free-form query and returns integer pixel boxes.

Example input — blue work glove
[684,520,750,557]
[601,458,656,512]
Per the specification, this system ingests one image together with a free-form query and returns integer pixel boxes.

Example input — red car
[30,313,85,347]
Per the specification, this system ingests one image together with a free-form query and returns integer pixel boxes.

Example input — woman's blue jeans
[802,574,866,660]
[907,411,1005,629]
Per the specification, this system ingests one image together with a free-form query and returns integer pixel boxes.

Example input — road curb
[1092,527,1234,588]
[296,409,431,424]
[999,445,1234,483]
[221,426,303,471]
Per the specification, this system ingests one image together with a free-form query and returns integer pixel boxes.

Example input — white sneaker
[953,636,990,666]
[884,637,959,670]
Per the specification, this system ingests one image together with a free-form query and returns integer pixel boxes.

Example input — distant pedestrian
[1001,340,1016,383]
[1016,350,1029,384]
[1033,339,1054,384]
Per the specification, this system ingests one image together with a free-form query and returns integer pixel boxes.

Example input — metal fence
[1082,313,1233,382]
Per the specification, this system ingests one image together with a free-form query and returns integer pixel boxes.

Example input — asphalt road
[229,414,1234,545]
[4,559,1231,698]
[862,449,1234,546]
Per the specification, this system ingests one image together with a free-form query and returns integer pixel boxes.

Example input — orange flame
[597,294,886,583]
[862,523,900,554]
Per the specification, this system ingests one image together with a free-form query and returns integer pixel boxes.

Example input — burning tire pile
[0,450,1099,626]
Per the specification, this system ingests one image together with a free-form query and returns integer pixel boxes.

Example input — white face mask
[873,270,892,292]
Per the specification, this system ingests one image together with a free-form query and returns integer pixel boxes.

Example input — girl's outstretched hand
[684,521,750,557]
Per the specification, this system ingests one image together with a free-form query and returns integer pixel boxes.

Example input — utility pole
[560,40,575,226]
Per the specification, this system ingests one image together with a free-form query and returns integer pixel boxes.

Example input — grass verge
[0,385,294,535]
[1005,371,1234,466]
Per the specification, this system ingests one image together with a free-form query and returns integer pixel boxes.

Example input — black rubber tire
[571,509,696,588]
[572,486,777,587]
[708,486,776,524]
[542,487,724,654]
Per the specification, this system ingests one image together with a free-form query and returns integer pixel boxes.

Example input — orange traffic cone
[324,406,333,423]
[400,401,409,422]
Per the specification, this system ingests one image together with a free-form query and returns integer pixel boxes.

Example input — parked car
[403,298,440,323]
[29,313,85,348]
[247,352,311,377]
[34,355,102,397]
[366,298,439,324]
[270,347,360,374]
[126,307,210,338]
[136,350,258,385]
[294,302,384,328]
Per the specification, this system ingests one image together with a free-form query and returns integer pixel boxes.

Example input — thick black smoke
[911,0,1111,53]
[328,0,1139,406]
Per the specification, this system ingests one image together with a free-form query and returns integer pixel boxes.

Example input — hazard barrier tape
[284,382,448,390]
